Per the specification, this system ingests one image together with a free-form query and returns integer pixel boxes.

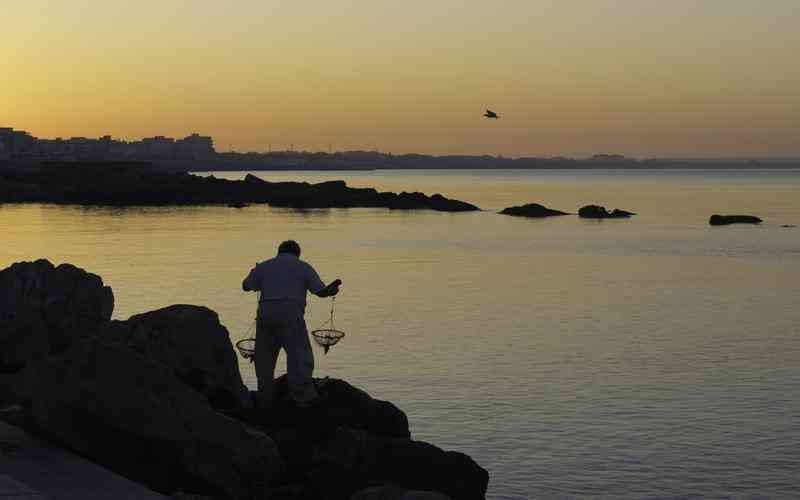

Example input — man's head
[278,240,301,257]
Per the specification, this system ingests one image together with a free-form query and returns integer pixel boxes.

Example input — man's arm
[314,279,342,298]
[242,265,259,292]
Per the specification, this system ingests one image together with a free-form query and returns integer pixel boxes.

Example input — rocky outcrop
[230,375,487,500]
[709,214,762,226]
[352,487,453,500]
[102,305,251,411]
[28,338,284,499]
[578,205,636,219]
[499,203,569,218]
[1,259,489,500]
[0,260,113,373]
[0,163,479,212]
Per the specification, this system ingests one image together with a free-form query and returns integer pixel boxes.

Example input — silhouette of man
[242,240,341,408]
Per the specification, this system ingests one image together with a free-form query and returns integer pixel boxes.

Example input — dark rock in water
[28,338,284,498]
[102,305,251,411]
[709,214,762,226]
[0,163,478,211]
[782,224,796,228]
[252,375,409,438]
[238,376,487,500]
[578,205,636,219]
[499,203,569,218]
[308,427,488,500]
[0,259,114,374]
[2,261,489,500]
[352,486,453,500]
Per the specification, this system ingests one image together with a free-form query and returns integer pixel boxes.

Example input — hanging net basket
[311,328,345,354]
[236,337,257,362]
[311,296,345,354]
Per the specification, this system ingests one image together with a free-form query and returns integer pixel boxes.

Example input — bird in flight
[483,109,499,119]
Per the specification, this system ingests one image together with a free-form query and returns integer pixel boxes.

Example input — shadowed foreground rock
[233,376,487,500]
[499,203,569,218]
[28,338,284,499]
[0,163,479,212]
[0,259,113,374]
[578,204,636,219]
[709,214,762,226]
[0,259,490,500]
[103,304,251,411]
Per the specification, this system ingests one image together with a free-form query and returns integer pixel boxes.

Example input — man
[242,240,341,408]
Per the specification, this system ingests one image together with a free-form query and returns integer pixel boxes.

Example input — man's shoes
[314,376,331,391]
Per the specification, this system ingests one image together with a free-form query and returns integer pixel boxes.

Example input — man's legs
[254,313,281,409]
[280,305,319,405]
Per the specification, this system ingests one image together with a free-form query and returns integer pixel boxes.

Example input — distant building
[0,127,37,157]
[0,127,217,161]
[176,133,215,159]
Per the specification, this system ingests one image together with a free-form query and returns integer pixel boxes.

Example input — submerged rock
[499,203,569,218]
[29,338,283,498]
[103,304,251,411]
[709,214,763,226]
[0,259,113,373]
[578,205,636,219]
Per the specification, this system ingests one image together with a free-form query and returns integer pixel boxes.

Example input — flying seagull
[483,109,499,119]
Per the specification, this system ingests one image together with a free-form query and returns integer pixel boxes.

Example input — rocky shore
[0,163,479,212]
[0,259,489,500]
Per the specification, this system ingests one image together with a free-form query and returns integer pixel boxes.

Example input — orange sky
[2,1,798,158]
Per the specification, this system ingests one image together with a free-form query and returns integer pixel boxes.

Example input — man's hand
[317,278,342,297]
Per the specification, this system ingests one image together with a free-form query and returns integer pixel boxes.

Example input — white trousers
[255,300,318,407]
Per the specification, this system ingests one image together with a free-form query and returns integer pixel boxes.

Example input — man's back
[244,253,324,307]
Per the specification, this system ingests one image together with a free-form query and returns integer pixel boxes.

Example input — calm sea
[2,169,799,499]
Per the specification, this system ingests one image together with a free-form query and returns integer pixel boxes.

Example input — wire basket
[236,338,257,362]
[311,328,345,354]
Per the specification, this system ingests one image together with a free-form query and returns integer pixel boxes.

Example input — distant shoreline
[4,154,800,173]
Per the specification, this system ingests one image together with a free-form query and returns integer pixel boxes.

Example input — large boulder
[0,259,114,373]
[500,203,569,218]
[29,338,284,498]
[308,427,488,500]
[102,305,250,411]
[255,375,409,438]
[578,205,635,219]
[243,377,485,500]
[352,486,453,500]
[709,214,762,226]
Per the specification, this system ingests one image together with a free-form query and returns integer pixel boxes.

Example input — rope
[316,296,336,330]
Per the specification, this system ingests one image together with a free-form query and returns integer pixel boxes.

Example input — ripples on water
[2,169,799,499]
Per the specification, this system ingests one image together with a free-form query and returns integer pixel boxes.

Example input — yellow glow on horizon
[2,0,799,157]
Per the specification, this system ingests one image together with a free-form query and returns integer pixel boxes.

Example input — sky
[2,0,798,158]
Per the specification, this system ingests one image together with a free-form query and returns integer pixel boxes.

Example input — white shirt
[243,253,325,308]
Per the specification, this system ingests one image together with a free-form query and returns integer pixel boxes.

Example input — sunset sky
[3,1,798,158]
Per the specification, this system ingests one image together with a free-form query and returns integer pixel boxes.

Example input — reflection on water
[2,169,799,499]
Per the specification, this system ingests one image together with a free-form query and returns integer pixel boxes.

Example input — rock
[782,224,796,228]
[709,214,763,226]
[29,338,284,498]
[499,203,569,218]
[102,305,251,411]
[578,205,636,219]
[0,164,479,212]
[309,427,488,500]
[0,259,114,373]
[352,486,453,500]
[252,375,409,438]
[238,377,486,500]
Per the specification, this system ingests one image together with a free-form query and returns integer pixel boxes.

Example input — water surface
[2,169,799,499]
